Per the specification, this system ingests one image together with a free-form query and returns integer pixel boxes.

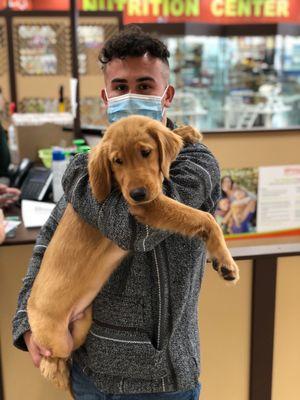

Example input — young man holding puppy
[13,26,221,399]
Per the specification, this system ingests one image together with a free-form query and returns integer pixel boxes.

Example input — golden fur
[27,115,239,392]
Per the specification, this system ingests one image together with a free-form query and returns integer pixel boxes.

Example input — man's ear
[163,85,175,108]
[147,122,183,179]
[88,142,111,202]
[101,89,108,106]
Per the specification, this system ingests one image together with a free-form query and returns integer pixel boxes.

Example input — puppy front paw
[129,205,147,224]
[211,257,240,283]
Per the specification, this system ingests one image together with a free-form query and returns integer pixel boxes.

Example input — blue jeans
[70,363,201,400]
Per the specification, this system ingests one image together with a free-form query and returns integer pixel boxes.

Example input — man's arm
[62,143,221,252]
[12,196,67,351]
[0,209,6,243]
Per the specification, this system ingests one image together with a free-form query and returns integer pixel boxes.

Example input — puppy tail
[40,356,70,391]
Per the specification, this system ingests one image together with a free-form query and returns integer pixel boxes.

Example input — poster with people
[215,168,258,236]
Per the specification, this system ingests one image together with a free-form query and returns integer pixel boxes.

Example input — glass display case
[78,25,104,75]
[78,16,120,128]
[164,34,300,131]
[13,15,72,114]
[17,24,60,76]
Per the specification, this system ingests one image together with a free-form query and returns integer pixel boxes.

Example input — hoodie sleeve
[62,142,221,253]
[12,196,67,351]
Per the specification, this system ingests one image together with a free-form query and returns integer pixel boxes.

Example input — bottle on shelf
[73,138,85,153]
[78,145,91,154]
[52,148,69,202]
[58,85,65,112]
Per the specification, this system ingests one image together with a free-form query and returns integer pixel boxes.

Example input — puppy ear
[88,142,111,202]
[147,122,183,179]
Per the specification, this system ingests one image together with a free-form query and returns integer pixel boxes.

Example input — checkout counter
[0,204,300,400]
[0,127,300,400]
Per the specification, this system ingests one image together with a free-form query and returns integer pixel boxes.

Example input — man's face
[101,54,175,124]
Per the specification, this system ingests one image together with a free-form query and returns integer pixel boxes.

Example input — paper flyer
[21,200,55,228]
[257,165,300,233]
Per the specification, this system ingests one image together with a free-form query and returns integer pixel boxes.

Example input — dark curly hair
[99,25,170,68]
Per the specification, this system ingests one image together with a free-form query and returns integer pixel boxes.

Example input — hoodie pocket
[92,294,146,329]
[84,322,168,380]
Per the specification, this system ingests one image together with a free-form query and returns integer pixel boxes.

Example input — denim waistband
[71,356,181,395]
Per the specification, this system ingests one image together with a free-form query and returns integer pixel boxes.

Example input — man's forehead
[104,54,168,81]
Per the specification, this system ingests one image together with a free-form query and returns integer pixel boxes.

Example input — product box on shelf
[12,113,74,162]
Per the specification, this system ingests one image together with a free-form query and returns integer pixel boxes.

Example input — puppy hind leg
[39,328,73,390]
[39,308,92,390]
[70,305,93,351]
[48,326,73,358]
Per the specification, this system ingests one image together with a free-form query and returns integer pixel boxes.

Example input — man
[13,26,221,399]
[0,122,21,243]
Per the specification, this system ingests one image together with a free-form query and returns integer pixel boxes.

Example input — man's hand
[0,184,20,208]
[24,331,51,368]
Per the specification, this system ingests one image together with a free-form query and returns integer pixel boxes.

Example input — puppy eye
[141,149,151,158]
[114,158,123,165]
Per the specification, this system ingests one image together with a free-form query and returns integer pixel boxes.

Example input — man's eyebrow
[136,76,155,82]
[110,77,155,84]
[111,78,128,83]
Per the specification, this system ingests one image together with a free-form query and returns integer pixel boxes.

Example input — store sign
[203,0,298,24]
[82,0,300,24]
[82,0,200,23]
[1,0,298,23]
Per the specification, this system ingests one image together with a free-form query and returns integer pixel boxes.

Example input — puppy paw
[40,357,70,390]
[211,257,239,283]
[129,204,154,226]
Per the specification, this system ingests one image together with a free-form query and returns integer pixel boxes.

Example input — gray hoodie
[12,131,221,394]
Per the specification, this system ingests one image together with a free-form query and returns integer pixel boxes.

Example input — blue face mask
[105,86,169,124]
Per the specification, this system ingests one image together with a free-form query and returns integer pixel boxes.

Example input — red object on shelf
[226,228,300,241]
[9,102,15,116]
[31,0,69,10]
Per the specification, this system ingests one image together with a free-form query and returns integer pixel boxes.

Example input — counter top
[2,205,40,246]
[230,242,300,259]
[2,205,300,258]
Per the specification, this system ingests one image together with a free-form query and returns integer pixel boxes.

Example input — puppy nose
[130,187,147,202]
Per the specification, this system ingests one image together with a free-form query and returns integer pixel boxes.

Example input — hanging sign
[1,0,299,24]
[201,0,299,24]
[82,0,300,24]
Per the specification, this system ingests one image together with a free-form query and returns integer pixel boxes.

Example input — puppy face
[88,115,183,205]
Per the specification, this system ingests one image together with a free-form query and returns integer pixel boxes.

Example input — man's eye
[114,158,123,165]
[115,85,128,91]
[138,84,151,91]
[141,149,151,158]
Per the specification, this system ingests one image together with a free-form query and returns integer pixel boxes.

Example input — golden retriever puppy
[27,115,239,391]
